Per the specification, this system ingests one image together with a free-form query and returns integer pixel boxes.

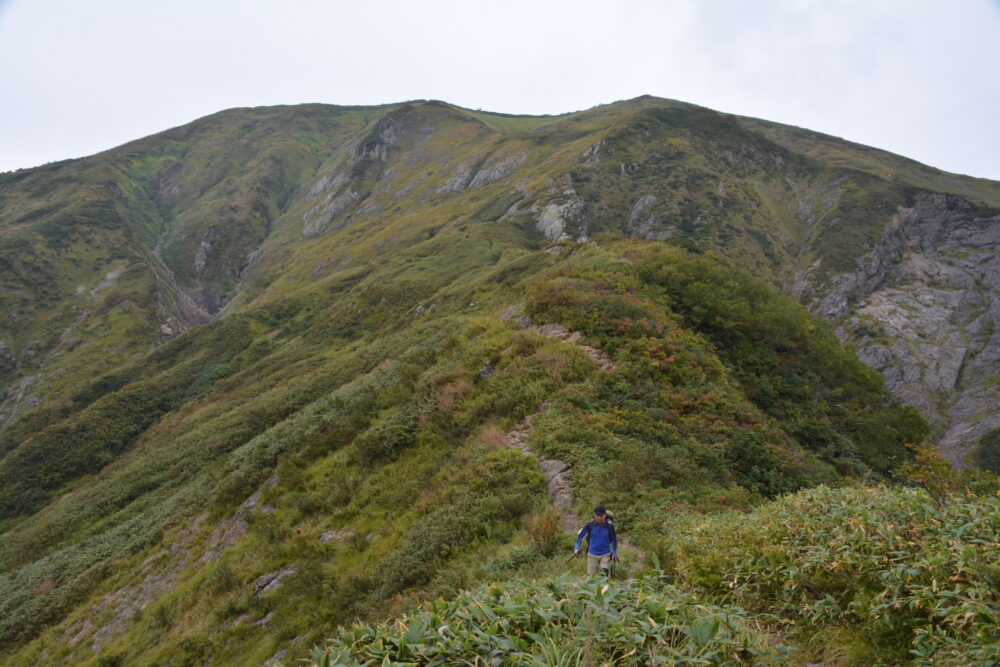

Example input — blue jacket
[575,519,617,556]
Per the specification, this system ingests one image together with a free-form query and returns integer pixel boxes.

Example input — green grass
[660,485,1000,665]
[739,116,1000,208]
[314,484,1000,667]
[1,96,997,665]
[0,238,930,664]
[319,573,794,666]
[460,108,570,134]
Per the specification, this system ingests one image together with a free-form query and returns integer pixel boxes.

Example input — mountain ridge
[1,95,998,663]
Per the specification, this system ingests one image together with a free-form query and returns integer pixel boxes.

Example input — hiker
[573,505,618,576]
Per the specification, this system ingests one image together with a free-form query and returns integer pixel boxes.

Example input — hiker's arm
[574,523,589,552]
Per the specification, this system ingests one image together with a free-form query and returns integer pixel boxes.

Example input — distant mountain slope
[738,115,1000,208]
[2,98,997,456]
[0,96,997,663]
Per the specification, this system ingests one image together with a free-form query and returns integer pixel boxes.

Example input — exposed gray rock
[520,320,615,372]
[627,194,675,240]
[302,185,360,238]
[500,410,577,531]
[262,648,287,666]
[468,151,527,189]
[0,373,42,428]
[150,234,214,328]
[156,161,184,204]
[628,194,656,224]
[538,458,575,523]
[804,193,1000,465]
[437,161,475,193]
[65,618,93,647]
[535,194,590,241]
[193,226,220,275]
[320,528,354,543]
[197,474,278,565]
[60,512,211,651]
[477,360,494,380]
[306,170,348,199]
[500,305,533,329]
[252,567,297,597]
[92,262,126,296]
[351,112,407,163]
[582,139,604,163]
[300,113,413,238]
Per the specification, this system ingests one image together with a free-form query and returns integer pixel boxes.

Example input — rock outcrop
[534,194,590,241]
[806,193,1000,464]
[502,410,578,531]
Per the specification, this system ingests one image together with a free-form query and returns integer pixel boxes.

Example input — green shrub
[524,509,562,557]
[663,485,1000,664]
[353,404,423,465]
[375,449,544,596]
[318,574,792,665]
[725,428,800,497]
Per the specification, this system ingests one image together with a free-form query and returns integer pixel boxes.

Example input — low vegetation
[2,97,998,665]
[317,484,1000,666]
[319,574,792,666]
[1,238,938,664]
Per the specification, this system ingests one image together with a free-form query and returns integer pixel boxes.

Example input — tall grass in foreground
[314,574,791,666]
[664,485,1000,665]
[311,485,1000,666]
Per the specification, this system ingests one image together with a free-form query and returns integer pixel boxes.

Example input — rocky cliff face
[810,193,1000,464]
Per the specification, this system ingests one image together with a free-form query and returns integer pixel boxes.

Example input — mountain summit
[1,97,998,663]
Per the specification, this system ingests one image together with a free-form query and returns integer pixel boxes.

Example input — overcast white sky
[1,0,999,179]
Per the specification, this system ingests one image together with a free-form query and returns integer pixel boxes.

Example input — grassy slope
[1,96,997,663]
[1,239,926,665]
[0,104,394,451]
[319,485,1000,666]
[3,96,993,458]
[738,116,1000,208]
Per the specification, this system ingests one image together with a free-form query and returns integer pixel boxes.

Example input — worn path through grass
[500,316,647,574]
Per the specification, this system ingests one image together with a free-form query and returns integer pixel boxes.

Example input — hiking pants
[587,552,611,575]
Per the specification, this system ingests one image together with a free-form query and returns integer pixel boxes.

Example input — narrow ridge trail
[500,316,646,575]
[502,409,577,531]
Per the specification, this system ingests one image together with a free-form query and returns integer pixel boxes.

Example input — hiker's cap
[594,505,606,515]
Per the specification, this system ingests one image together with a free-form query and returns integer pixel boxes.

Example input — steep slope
[0,96,997,662]
[814,193,1000,464]
[0,104,392,433]
[2,239,924,664]
[738,115,1000,208]
[3,97,998,462]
